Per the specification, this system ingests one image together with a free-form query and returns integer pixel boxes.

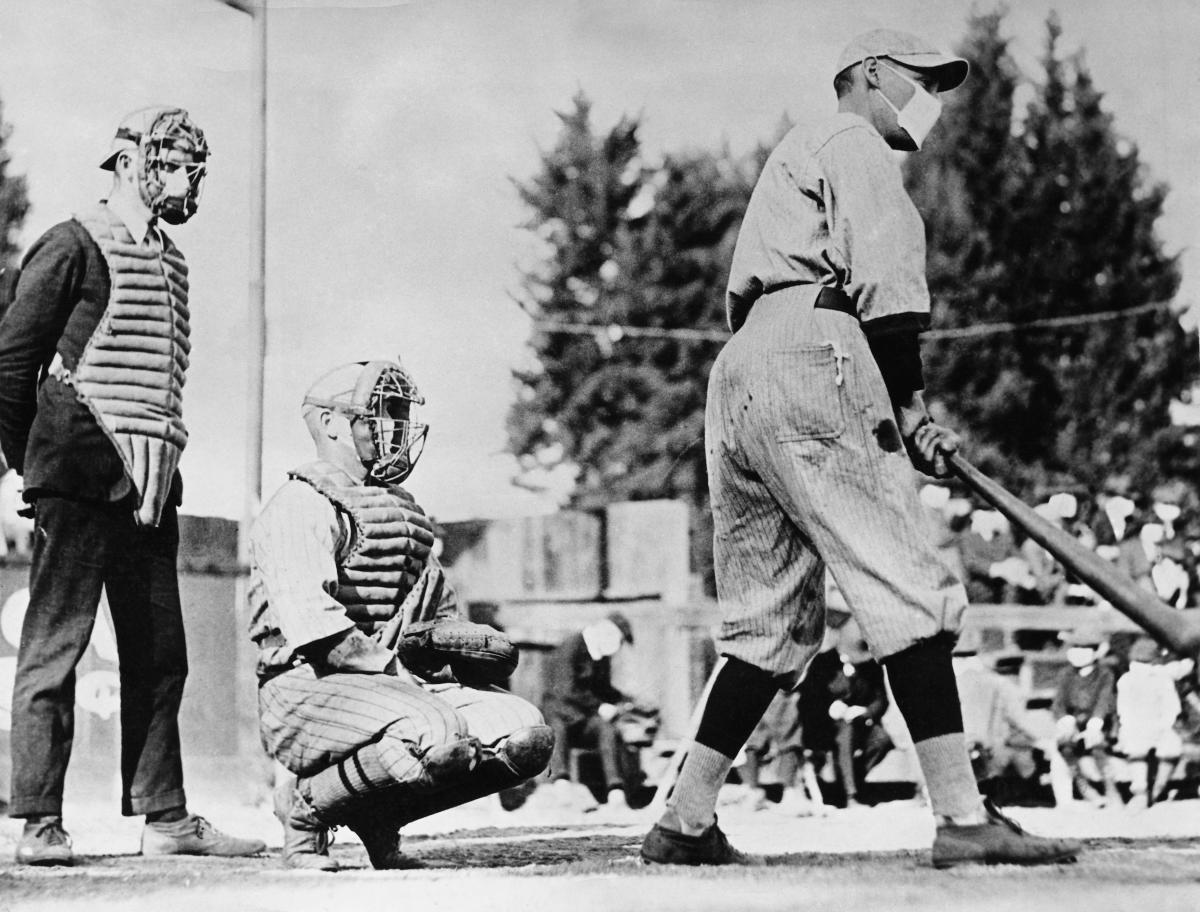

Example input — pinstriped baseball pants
[707,286,966,683]
[258,664,544,778]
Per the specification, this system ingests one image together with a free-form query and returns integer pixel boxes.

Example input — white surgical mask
[873,60,943,150]
[1065,647,1096,669]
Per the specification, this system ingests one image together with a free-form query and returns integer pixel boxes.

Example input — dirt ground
[2,793,1199,911]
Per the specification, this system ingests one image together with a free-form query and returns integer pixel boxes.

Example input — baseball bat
[946,451,1200,658]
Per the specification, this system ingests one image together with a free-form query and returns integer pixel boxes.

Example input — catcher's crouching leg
[295,727,482,870]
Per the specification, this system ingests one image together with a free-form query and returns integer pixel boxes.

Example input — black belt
[763,282,855,317]
[813,286,855,316]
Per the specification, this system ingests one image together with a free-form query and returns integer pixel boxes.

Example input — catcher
[248,357,553,871]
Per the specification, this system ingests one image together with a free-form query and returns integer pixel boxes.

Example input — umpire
[0,108,263,865]
[640,29,1080,868]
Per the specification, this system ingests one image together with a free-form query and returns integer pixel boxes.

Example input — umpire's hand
[907,419,960,478]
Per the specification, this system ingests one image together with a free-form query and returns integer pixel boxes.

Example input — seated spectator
[1115,637,1182,808]
[1019,495,1076,606]
[542,612,648,810]
[1051,626,1118,806]
[958,509,1023,604]
[740,618,848,816]
[826,639,892,808]
[1111,505,1155,593]
[952,628,1046,798]
[1166,655,1200,793]
[740,689,811,814]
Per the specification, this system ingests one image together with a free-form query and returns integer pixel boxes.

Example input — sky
[0,0,1197,524]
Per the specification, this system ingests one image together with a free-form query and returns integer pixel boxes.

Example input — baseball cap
[835,28,969,91]
[606,611,635,646]
[1061,625,1105,648]
[302,362,362,412]
[99,105,190,171]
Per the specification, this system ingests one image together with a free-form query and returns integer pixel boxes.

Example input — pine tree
[508,94,750,513]
[910,11,1196,501]
[508,95,758,587]
[0,98,31,319]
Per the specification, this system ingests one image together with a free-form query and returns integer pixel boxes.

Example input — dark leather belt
[763,282,855,317]
[813,285,855,316]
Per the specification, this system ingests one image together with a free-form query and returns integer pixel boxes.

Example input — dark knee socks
[664,657,781,832]
[882,633,981,820]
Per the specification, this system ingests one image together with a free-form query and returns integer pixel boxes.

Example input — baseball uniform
[710,112,967,680]
[249,464,542,785]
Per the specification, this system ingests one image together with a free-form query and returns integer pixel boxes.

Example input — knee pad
[495,725,554,778]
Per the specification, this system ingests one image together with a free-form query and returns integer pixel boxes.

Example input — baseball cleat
[346,818,426,871]
[15,817,74,866]
[640,819,760,866]
[932,799,1082,868]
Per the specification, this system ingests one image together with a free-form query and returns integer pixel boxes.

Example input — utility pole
[220,0,267,564]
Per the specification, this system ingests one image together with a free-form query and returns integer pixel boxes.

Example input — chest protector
[290,460,436,633]
[71,204,189,526]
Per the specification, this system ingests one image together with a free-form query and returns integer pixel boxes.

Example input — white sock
[912,733,983,823]
[661,742,735,835]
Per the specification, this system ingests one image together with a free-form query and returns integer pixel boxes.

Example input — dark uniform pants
[9,496,187,818]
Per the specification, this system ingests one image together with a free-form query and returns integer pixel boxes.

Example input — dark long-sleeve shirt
[0,217,179,505]
[542,631,626,725]
[1051,665,1116,725]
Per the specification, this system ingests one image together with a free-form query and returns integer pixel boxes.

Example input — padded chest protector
[290,460,437,633]
[73,204,190,525]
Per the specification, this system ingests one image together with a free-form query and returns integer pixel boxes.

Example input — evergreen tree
[508,94,750,514]
[911,10,1196,500]
[0,98,30,318]
[508,94,757,586]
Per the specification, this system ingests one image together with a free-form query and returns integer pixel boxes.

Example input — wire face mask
[358,363,429,486]
[873,60,944,150]
[303,359,430,485]
[137,108,209,225]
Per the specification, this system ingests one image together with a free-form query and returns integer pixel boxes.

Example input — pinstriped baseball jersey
[708,113,967,680]
[249,469,544,777]
[726,113,931,335]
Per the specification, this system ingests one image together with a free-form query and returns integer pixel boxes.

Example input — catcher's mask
[303,360,429,485]
[102,107,209,225]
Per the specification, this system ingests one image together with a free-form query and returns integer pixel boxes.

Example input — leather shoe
[16,817,74,866]
[640,818,759,866]
[347,816,426,870]
[932,799,1081,868]
[142,812,266,858]
[275,786,339,871]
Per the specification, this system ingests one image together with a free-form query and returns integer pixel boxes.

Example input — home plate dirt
[2,795,1199,911]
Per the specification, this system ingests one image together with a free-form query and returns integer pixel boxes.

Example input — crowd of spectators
[964,622,1200,809]
[919,481,1200,610]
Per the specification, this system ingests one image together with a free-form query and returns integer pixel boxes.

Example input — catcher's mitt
[398,620,518,687]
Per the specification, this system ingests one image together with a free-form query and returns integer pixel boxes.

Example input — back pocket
[768,344,845,442]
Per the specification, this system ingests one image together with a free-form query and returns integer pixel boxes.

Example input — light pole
[220,0,267,564]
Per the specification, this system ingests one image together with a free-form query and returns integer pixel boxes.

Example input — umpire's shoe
[275,786,339,872]
[15,816,74,866]
[640,818,759,866]
[142,812,267,858]
[932,799,1081,868]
